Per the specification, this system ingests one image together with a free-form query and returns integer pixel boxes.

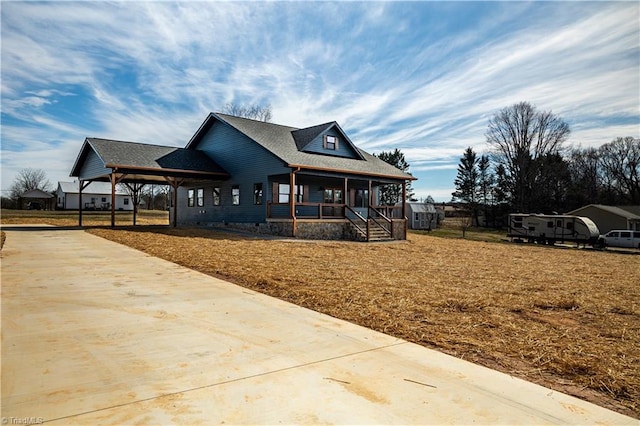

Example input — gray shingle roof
[71,138,229,177]
[189,113,415,181]
[291,122,334,150]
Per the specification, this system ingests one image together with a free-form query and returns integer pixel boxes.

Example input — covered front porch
[265,171,409,241]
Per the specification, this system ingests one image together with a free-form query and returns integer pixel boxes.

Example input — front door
[323,188,343,217]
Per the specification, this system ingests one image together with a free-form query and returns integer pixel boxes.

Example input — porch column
[368,180,373,208]
[78,180,91,227]
[111,173,117,227]
[343,177,348,214]
[290,169,297,237]
[402,180,408,238]
[79,180,83,227]
[164,177,183,228]
[172,183,178,228]
[402,180,407,215]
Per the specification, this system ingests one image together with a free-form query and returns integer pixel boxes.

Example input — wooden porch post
[79,180,84,227]
[368,180,373,208]
[78,180,91,227]
[164,177,182,228]
[111,173,117,227]
[402,181,407,213]
[290,169,297,237]
[79,180,82,227]
[172,183,178,228]
[402,180,408,239]
[343,177,348,216]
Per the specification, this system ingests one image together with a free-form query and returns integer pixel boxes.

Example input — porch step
[349,220,393,242]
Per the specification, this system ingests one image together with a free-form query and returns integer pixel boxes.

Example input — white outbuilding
[56,181,133,211]
[399,201,439,230]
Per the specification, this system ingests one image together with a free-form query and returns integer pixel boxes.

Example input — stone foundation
[184,219,406,241]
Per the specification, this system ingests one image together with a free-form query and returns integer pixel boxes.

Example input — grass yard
[2,210,638,417]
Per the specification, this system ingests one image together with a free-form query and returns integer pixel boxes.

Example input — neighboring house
[442,203,467,217]
[19,189,54,210]
[56,181,133,210]
[567,204,640,234]
[69,113,416,241]
[401,201,439,230]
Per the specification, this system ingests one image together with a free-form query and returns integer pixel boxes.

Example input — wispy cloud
[1,1,637,200]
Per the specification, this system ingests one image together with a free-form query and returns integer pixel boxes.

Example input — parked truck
[507,213,601,246]
[598,230,640,249]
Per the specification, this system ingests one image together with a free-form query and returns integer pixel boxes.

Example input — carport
[69,138,229,227]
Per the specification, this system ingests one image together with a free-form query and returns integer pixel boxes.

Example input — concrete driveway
[1,226,635,425]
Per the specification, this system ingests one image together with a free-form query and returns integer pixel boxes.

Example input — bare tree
[9,168,52,200]
[599,137,640,204]
[486,102,570,212]
[140,184,170,209]
[222,103,272,122]
[566,147,602,208]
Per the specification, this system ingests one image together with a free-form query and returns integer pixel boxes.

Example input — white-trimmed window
[254,183,263,205]
[212,187,220,205]
[197,188,204,207]
[232,185,240,205]
[187,189,194,207]
[324,135,338,150]
[277,183,304,203]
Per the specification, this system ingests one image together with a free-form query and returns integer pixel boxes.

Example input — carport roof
[70,138,229,182]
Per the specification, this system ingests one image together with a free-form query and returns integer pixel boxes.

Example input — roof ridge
[87,137,179,149]
[215,113,299,131]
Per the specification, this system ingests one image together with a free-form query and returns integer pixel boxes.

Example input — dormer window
[324,135,338,150]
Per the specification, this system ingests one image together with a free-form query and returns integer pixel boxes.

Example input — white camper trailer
[508,213,600,246]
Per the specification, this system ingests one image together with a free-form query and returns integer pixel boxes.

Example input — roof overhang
[289,163,417,182]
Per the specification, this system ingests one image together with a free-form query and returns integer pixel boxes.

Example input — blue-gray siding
[301,129,359,159]
[178,120,290,224]
[78,148,109,180]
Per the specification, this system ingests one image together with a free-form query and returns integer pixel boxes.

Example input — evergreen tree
[375,149,414,205]
[452,147,480,225]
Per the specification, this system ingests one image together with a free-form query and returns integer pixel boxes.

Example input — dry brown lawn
[80,226,640,418]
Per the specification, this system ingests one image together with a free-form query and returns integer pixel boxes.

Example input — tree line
[452,101,639,226]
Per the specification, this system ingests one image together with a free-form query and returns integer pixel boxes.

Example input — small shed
[400,201,438,230]
[567,204,640,234]
[19,189,55,210]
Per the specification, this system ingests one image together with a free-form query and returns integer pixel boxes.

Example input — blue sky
[1,1,638,201]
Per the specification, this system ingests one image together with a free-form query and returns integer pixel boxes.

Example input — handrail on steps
[344,205,367,237]
[368,206,393,238]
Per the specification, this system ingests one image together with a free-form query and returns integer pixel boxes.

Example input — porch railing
[368,206,393,238]
[267,201,347,219]
[267,202,403,219]
[344,205,367,236]
[267,201,404,241]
